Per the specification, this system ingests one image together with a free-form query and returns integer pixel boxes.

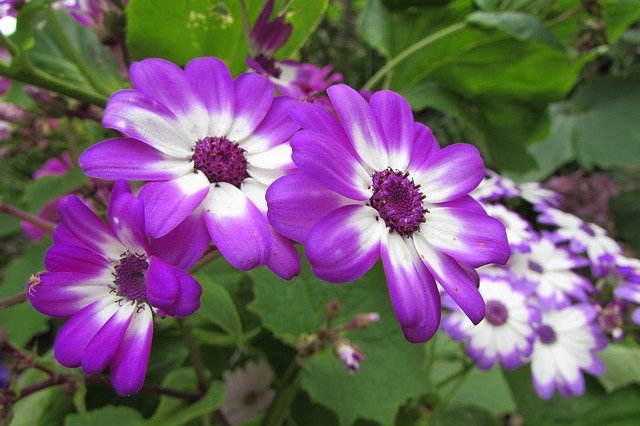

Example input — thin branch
[0,203,56,232]
[0,292,27,310]
[177,319,209,393]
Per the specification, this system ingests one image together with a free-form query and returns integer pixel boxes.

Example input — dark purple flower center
[528,260,544,274]
[579,222,596,237]
[537,324,557,344]
[485,300,508,326]
[255,54,282,78]
[370,169,426,236]
[192,136,248,187]
[114,253,148,302]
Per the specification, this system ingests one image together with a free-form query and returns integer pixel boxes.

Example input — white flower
[221,360,275,425]
[483,203,536,251]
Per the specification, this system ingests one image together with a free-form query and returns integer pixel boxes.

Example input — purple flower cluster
[442,170,640,399]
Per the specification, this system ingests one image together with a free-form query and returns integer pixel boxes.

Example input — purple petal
[227,73,274,141]
[288,102,360,160]
[291,130,372,201]
[28,272,109,317]
[103,89,193,157]
[138,172,210,238]
[80,138,192,181]
[413,235,485,324]
[266,172,351,243]
[327,84,388,170]
[147,256,202,316]
[245,143,296,185]
[305,204,385,283]
[110,307,153,396]
[370,91,414,170]
[422,207,510,267]
[413,144,484,204]
[130,58,209,139]
[53,223,87,248]
[381,232,441,342]
[408,123,439,170]
[54,297,120,368]
[58,196,125,259]
[44,244,110,275]
[204,183,272,270]
[149,210,209,270]
[185,57,235,136]
[434,195,486,213]
[82,303,135,374]
[240,96,300,153]
[108,191,150,254]
[266,228,301,280]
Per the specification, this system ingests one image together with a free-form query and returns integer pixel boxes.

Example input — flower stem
[0,292,27,310]
[362,22,467,90]
[261,358,303,426]
[432,362,473,417]
[0,202,56,232]
[177,318,209,393]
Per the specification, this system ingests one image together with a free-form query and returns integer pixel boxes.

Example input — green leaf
[467,11,564,50]
[22,166,88,211]
[431,404,499,426]
[249,261,430,426]
[599,344,640,392]
[65,406,144,426]
[505,365,640,425]
[0,239,50,347]
[276,0,329,59]
[9,369,74,426]
[356,0,392,58]
[448,367,516,415]
[194,277,244,345]
[611,192,640,253]
[146,368,226,426]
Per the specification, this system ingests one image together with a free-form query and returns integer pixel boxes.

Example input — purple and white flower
[518,181,561,210]
[538,208,622,276]
[221,359,275,425]
[335,340,366,374]
[508,237,592,308]
[79,57,301,279]
[266,85,510,342]
[27,181,204,395]
[442,275,539,370]
[530,305,606,399]
[471,170,519,202]
[482,203,536,252]
[249,0,291,58]
[53,0,124,28]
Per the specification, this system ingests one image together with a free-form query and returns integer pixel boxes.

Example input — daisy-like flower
[518,181,560,210]
[335,340,366,374]
[508,237,592,308]
[538,208,622,276]
[27,181,204,395]
[482,203,536,252]
[442,275,540,370]
[79,57,301,279]
[249,0,291,58]
[471,170,519,202]
[266,85,510,342]
[530,305,607,399]
[613,258,640,326]
[221,360,275,425]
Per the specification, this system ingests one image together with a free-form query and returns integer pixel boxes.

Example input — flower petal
[305,204,385,282]
[44,244,111,275]
[240,96,299,153]
[204,183,272,270]
[82,302,135,374]
[108,191,150,254]
[422,208,510,268]
[149,210,209,270]
[110,307,153,396]
[381,232,441,342]
[53,296,120,367]
[185,57,235,136]
[370,91,414,171]
[290,130,372,200]
[147,256,201,316]
[266,172,351,243]
[130,58,209,139]
[327,84,388,170]
[28,272,109,317]
[266,228,301,280]
[408,123,439,171]
[227,73,274,142]
[80,138,192,181]
[103,89,193,157]
[138,172,210,238]
[246,143,295,185]
[413,144,484,203]
[58,196,125,259]
[414,235,485,324]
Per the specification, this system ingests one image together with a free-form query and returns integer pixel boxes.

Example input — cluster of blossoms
[442,171,640,399]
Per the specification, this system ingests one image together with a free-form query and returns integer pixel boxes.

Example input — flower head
[250,0,292,57]
[79,57,301,279]
[335,340,366,374]
[442,275,540,370]
[53,0,124,28]
[27,180,204,395]
[267,85,510,342]
[530,305,606,399]
[221,360,275,425]
[482,203,536,252]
